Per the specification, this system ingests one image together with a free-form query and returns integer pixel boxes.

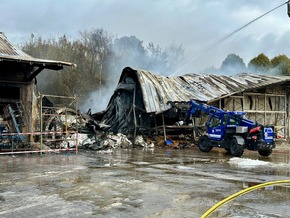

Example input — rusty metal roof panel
[0,32,30,57]
[120,68,290,113]
[0,32,75,69]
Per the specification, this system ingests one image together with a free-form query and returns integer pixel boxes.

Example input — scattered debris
[103,133,133,149]
[134,135,155,148]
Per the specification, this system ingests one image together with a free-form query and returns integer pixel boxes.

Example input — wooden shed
[0,32,75,146]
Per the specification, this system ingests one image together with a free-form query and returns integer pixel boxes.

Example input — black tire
[258,149,272,157]
[230,138,244,157]
[198,135,212,152]
[225,148,231,153]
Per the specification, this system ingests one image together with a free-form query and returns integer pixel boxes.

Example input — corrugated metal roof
[120,67,290,113]
[0,32,75,69]
[0,33,29,57]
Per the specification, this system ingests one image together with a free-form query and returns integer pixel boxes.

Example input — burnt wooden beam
[25,66,44,82]
[288,1,290,17]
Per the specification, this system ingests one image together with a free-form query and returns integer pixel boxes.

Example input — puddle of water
[0,147,289,217]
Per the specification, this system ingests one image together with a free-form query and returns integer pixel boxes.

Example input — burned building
[0,32,75,148]
[98,67,290,140]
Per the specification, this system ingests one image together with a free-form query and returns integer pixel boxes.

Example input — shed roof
[0,32,75,71]
[119,67,290,113]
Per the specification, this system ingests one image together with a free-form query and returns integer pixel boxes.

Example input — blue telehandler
[188,100,275,157]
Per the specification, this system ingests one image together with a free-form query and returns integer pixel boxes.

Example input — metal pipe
[40,94,43,154]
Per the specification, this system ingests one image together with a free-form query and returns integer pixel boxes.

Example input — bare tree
[79,28,113,78]
[22,30,186,111]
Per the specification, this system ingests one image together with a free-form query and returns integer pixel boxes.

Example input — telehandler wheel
[258,149,272,156]
[230,138,244,157]
[198,135,213,152]
[224,148,231,153]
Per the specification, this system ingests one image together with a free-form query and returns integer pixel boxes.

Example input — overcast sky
[2,0,290,75]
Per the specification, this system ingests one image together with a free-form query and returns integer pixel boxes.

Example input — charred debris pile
[80,101,196,151]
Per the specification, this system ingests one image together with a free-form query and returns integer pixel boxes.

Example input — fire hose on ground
[201,180,290,218]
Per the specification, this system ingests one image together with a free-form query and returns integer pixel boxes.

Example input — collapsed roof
[111,67,290,113]
[99,67,290,134]
[0,32,76,82]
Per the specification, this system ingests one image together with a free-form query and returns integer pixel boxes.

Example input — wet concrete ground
[0,144,289,218]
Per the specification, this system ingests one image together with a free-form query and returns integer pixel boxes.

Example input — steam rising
[80,87,113,113]
[80,37,185,113]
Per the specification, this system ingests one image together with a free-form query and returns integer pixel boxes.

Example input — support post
[153,113,158,134]
[162,113,166,142]
[192,117,196,140]
[133,88,137,142]
[75,95,78,155]
[40,94,43,154]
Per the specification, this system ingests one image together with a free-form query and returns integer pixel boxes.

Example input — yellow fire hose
[201,180,290,218]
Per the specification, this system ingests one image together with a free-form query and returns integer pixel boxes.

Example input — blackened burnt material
[101,67,145,135]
